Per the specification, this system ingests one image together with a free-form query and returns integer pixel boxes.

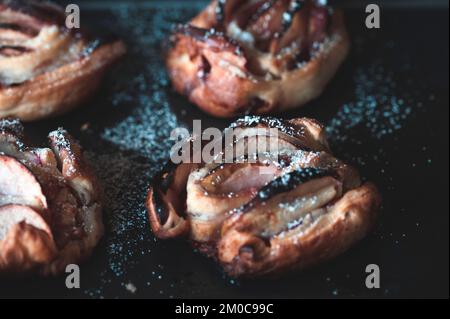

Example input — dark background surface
[0,1,448,299]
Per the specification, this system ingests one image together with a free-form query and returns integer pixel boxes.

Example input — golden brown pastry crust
[218,183,381,277]
[0,118,103,275]
[166,0,350,118]
[0,0,126,121]
[146,116,381,278]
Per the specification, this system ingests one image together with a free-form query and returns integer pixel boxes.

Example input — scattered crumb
[125,282,137,294]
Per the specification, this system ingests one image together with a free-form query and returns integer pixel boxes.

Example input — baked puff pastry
[0,118,103,275]
[166,0,349,118]
[147,116,381,278]
[0,0,126,121]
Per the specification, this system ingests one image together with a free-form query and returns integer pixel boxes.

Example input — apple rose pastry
[0,0,126,121]
[147,116,381,277]
[0,118,103,275]
[166,0,349,117]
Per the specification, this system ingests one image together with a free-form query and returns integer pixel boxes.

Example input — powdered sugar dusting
[81,6,194,298]
[326,62,422,143]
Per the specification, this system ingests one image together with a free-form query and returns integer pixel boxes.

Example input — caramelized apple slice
[0,204,56,273]
[0,204,51,240]
[0,154,47,212]
[221,174,342,239]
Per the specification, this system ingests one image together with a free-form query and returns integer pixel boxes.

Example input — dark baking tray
[0,1,448,299]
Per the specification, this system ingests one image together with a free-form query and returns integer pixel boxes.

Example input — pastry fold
[147,116,381,278]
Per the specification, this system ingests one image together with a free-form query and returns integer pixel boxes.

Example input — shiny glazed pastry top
[146,116,381,278]
[0,0,126,121]
[166,0,349,118]
[0,118,103,275]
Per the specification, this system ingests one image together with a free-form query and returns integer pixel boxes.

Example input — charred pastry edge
[251,167,337,202]
[166,0,350,118]
[0,118,103,276]
[0,0,126,122]
[146,137,201,239]
[146,186,190,240]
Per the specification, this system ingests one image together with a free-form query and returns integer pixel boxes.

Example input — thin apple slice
[0,204,56,272]
[0,154,47,212]
[0,204,51,241]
